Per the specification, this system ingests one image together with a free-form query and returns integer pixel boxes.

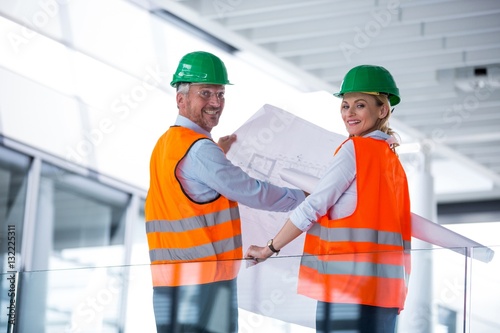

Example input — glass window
[0,146,30,330]
[17,162,130,332]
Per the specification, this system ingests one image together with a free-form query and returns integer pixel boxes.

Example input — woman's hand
[244,245,273,266]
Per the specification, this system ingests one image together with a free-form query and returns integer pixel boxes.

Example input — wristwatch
[267,239,280,256]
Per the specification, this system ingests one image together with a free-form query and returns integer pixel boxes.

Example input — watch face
[267,239,278,253]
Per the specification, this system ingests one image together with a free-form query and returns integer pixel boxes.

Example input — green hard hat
[334,65,401,106]
[170,51,232,87]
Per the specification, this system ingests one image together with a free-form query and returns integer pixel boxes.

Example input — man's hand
[217,134,237,154]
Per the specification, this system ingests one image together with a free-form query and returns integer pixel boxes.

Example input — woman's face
[340,92,388,137]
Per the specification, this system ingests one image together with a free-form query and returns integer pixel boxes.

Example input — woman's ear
[379,104,390,119]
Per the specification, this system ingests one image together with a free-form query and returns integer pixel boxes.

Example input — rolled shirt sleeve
[288,131,392,232]
[288,140,357,232]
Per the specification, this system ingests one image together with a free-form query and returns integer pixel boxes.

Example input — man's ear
[176,92,185,107]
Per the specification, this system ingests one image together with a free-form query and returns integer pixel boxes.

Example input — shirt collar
[175,115,212,139]
[364,130,398,146]
[364,130,390,140]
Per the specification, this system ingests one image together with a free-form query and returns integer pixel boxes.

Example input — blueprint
[227,104,346,329]
[227,104,346,256]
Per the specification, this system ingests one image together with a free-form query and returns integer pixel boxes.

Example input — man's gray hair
[177,83,190,94]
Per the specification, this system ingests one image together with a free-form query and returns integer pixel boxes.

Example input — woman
[245,65,411,333]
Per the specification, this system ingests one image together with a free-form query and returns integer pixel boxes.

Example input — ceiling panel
[145,0,500,202]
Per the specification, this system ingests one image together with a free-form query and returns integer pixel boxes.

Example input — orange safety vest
[145,126,242,287]
[298,137,411,311]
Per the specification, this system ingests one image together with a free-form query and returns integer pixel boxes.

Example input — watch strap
[268,239,280,255]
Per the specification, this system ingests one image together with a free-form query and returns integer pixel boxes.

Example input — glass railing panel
[398,246,469,332]
[15,266,127,333]
[123,263,156,333]
[469,245,500,333]
[238,254,316,333]
[238,247,481,333]
[1,245,498,332]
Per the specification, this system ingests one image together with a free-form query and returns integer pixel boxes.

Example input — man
[145,51,306,333]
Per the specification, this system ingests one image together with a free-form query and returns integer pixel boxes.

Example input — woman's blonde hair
[372,94,400,152]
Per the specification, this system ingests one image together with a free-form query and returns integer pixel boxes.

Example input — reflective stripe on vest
[149,234,243,262]
[301,254,404,279]
[146,206,240,233]
[306,224,408,248]
[145,126,242,286]
[298,137,411,310]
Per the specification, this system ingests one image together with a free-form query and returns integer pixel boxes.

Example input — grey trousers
[153,279,238,333]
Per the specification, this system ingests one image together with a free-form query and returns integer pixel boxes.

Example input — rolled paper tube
[280,168,495,263]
